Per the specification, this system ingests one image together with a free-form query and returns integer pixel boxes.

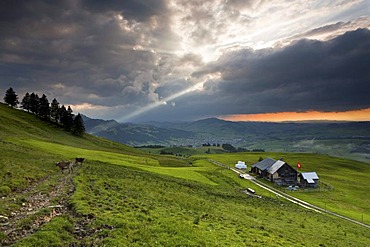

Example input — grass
[195,152,370,225]
[138,145,227,155]
[1,103,370,246]
[19,139,217,185]
[13,216,75,247]
[69,161,370,246]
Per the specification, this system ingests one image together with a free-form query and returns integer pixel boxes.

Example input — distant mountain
[83,116,370,145]
[82,115,193,146]
[82,115,370,161]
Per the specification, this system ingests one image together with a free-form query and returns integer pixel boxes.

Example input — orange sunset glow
[221,108,370,122]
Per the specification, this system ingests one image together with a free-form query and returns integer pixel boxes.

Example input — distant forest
[3,87,85,136]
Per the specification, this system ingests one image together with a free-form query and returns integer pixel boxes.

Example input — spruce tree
[72,113,85,136]
[59,105,67,127]
[4,87,19,107]
[50,98,60,122]
[29,93,40,115]
[38,94,50,119]
[60,105,74,131]
[66,106,74,130]
[21,92,31,112]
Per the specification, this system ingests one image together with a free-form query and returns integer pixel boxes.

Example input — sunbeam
[117,81,205,122]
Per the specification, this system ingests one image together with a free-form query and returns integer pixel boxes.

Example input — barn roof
[252,158,276,171]
[266,160,286,174]
[301,172,319,183]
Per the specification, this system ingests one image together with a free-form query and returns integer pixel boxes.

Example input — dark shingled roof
[252,157,277,171]
[266,160,285,174]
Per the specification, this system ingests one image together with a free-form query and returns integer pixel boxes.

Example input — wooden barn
[251,158,298,186]
[299,172,319,188]
[250,158,276,177]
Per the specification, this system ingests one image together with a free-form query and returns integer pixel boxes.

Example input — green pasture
[196,152,370,225]
[33,159,365,247]
[19,139,218,185]
[138,145,227,155]
[62,161,370,246]
[1,104,370,246]
[0,102,139,156]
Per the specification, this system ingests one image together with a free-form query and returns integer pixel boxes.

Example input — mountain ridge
[81,115,370,162]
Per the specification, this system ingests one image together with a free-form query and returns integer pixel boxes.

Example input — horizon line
[219,108,370,123]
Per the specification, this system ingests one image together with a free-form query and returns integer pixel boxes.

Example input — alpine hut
[299,172,319,188]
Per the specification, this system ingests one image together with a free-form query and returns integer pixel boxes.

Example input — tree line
[3,87,85,136]
[201,142,264,153]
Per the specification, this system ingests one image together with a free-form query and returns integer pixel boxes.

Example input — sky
[1,0,370,123]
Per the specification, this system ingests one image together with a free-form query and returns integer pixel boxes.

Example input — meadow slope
[0,103,369,246]
[196,152,370,226]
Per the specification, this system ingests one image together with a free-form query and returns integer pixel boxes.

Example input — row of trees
[3,87,85,136]
[202,143,221,147]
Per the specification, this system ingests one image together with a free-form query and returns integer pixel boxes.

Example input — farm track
[0,172,75,246]
[208,159,370,230]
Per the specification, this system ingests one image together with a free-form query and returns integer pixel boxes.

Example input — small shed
[235,161,247,169]
[299,172,319,188]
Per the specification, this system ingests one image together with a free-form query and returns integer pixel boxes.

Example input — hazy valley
[83,116,370,162]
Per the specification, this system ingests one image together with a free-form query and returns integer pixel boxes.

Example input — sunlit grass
[68,161,370,246]
[2,104,370,246]
[19,139,217,185]
[196,152,370,225]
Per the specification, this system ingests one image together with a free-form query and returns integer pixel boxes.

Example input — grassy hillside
[137,145,228,156]
[1,103,369,246]
[196,152,370,225]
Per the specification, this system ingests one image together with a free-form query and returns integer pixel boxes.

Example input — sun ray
[117,81,205,122]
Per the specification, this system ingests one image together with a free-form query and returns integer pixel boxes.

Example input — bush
[0,186,11,196]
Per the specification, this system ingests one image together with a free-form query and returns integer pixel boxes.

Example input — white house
[235,161,247,169]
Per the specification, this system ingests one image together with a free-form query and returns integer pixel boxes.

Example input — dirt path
[0,173,75,246]
[209,159,370,229]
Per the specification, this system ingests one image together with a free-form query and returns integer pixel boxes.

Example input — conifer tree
[4,87,19,107]
[50,98,60,122]
[60,105,74,131]
[38,94,50,119]
[66,106,74,130]
[21,92,31,112]
[29,93,40,114]
[72,113,85,136]
[59,105,67,126]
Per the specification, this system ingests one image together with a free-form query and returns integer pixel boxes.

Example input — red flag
[297,162,301,170]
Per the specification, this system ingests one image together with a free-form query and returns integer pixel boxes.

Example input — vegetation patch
[19,139,218,185]
[67,161,370,246]
[1,103,370,246]
[198,152,370,225]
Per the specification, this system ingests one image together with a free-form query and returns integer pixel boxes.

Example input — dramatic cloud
[0,0,369,122]
[202,29,370,112]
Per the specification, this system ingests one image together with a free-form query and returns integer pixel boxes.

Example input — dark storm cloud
[0,0,369,122]
[82,0,167,22]
[289,17,370,42]
[0,0,174,108]
[139,28,370,122]
[189,28,370,117]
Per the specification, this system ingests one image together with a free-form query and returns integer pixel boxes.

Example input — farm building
[299,172,319,188]
[250,158,276,175]
[235,161,247,169]
[251,158,297,186]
